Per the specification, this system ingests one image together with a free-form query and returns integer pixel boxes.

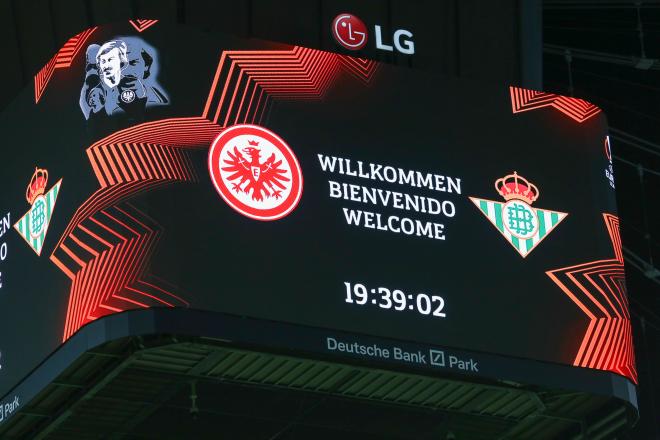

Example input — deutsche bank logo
[429,349,445,367]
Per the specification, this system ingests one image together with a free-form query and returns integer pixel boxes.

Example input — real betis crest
[469,172,567,258]
[14,168,62,256]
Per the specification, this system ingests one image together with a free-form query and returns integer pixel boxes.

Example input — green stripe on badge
[537,210,546,238]
[46,193,52,223]
[511,235,520,250]
[494,203,504,232]
[479,200,488,216]
[551,211,559,226]
[526,238,534,252]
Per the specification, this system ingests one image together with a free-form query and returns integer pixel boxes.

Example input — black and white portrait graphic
[79,37,169,119]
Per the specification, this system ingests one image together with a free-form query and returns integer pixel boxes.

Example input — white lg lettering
[374,25,415,55]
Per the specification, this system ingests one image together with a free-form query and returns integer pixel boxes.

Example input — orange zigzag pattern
[510,86,601,123]
[546,214,637,383]
[129,19,159,33]
[337,56,380,85]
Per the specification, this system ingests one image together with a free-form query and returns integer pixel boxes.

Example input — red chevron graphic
[35,27,97,103]
[59,204,188,340]
[52,117,219,271]
[337,55,380,85]
[509,86,601,123]
[202,46,344,127]
[546,214,637,383]
[129,19,159,33]
[51,117,220,340]
[52,46,381,341]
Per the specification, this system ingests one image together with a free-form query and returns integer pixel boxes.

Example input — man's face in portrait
[123,48,147,81]
[87,88,104,112]
[98,48,122,88]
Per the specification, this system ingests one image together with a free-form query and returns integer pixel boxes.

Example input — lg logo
[332,14,368,50]
[331,13,415,55]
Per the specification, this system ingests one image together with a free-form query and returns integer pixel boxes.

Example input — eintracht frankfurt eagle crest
[469,172,567,258]
[208,124,303,221]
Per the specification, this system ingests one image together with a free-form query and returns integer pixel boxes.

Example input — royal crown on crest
[495,171,539,205]
[248,140,260,146]
[26,167,48,204]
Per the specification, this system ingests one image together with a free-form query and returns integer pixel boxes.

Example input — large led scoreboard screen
[0,21,636,410]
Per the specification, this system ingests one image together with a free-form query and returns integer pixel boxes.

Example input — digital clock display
[344,282,446,318]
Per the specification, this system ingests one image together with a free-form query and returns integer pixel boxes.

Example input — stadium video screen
[0,20,635,407]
